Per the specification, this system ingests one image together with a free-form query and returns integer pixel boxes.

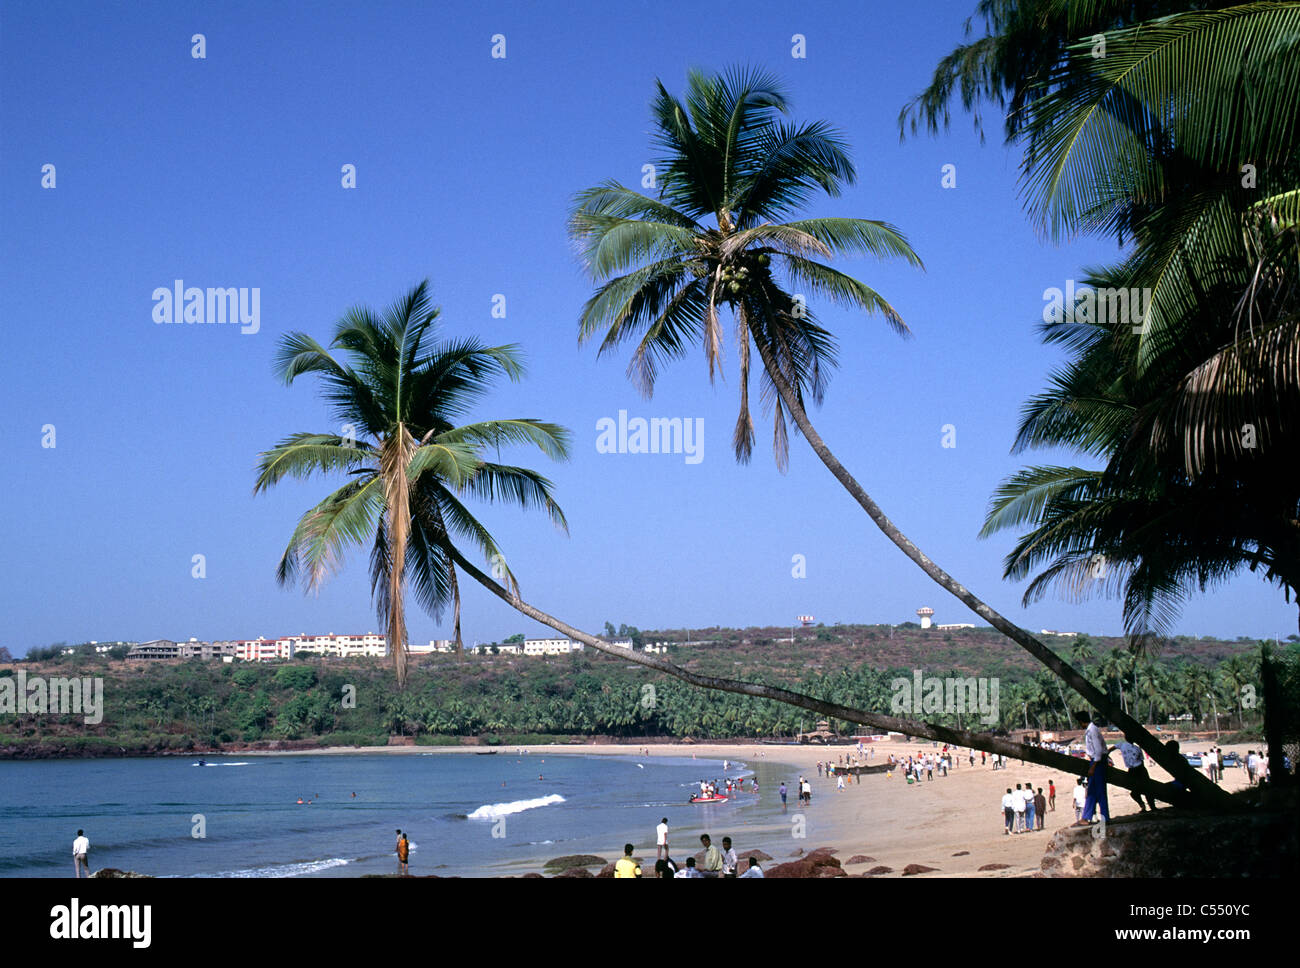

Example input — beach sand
[272,737,1257,877]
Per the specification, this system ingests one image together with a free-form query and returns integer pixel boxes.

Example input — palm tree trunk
[445,544,1209,808]
[750,338,1230,807]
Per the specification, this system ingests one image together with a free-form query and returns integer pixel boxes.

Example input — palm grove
[256,1,1299,808]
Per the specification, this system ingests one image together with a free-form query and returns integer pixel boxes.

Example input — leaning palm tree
[568,66,1225,803]
[253,281,571,688]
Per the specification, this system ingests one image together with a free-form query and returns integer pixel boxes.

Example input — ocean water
[0,751,811,877]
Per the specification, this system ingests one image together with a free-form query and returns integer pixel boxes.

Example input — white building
[936,624,975,631]
[643,641,671,654]
[408,640,454,655]
[289,633,387,658]
[523,637,583,656]
[230,637,295,662]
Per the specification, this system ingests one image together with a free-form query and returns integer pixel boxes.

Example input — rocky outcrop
[846,854,876,864]
[88,868,153,878]
[978,863,1011,871]
[901,863,938,876]
[553,866,595,878]
[1040,809,1299,877]
[543,853,606,870]
[765,849,845,878]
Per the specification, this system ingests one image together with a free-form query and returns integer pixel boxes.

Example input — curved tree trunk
[446,545,1209,808]
[750,338,1230,807]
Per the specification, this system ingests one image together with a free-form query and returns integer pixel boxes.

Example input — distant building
[916,607,935,630]
[127,639,183,660]
[230,637,295,662]
[936,623,975,631]
[290,633,387,658]
[408,640,454,655]
[643,641,670,654]
[523,637,583,656]
[1040,629,1077,637]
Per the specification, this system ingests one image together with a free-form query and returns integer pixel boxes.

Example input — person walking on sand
[656,817,669,860]
[779,782,788,811]
[72,829,90,878]
[837,773,846,792]
[1002,789,1015,835]
[1024,783,1037,832]
[396,830,409,874]
[1013,783,1027,833]
[1034,788,1047,830]
[1048,780,1056,811]
[1074,710,1110,826]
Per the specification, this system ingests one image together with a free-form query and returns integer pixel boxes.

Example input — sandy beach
[255,737,1257,876]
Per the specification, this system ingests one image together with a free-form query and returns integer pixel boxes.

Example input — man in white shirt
[1001,788,1015,834]
[1074,711,1110,825]
[72,829,90,878]
[1114,733,1156,811]
[656,817,669,859]
[1072,780,1087,821]
[738,857,764,878]
[1012,783,1027,833]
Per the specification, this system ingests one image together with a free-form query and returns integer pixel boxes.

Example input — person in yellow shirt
[614,843,642,878]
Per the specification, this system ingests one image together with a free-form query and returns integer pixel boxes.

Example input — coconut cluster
[715,252,771,301]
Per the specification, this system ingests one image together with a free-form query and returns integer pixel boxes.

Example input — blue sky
[3,0,1294,655]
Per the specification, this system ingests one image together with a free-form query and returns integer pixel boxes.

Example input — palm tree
[568,66,1223,803]
[254,281,571,688]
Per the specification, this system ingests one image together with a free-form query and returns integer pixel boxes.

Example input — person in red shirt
[1048,780,1056,811]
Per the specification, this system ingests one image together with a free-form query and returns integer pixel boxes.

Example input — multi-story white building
[522,637,584,655]
[408,640,454,654]
[230,637,295,662]
[290,633,387,658]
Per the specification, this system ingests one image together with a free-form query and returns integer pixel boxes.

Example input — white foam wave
[467,793,564,820]
[195,857,350,878]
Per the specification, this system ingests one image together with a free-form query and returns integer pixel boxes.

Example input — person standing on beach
[1002,789,1015,835]
[656,817,669,860]
[1012,784,1027,833]
[779,782,788,811]
[1072,779,1087,821]
[721,837,739,878]
[1033,788,1047,830]
[72,830,90,878]
[1075,710,1111,826]
[699,834,722,878]
[1048,780,1056,811]
[1024,783,1037,831]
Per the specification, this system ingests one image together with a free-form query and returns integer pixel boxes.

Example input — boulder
[901,863,938,876]
[978,863,1011,871]
[846,855,876,865]
[88,868,153,879]
[553,866,594,878]
[543,853,606,870]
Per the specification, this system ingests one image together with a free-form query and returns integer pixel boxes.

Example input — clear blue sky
[3,0,1293,655]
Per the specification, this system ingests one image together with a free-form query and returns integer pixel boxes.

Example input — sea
[0,751,810,877]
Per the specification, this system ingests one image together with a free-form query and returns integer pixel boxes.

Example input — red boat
[689,795,729,804]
